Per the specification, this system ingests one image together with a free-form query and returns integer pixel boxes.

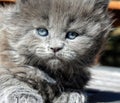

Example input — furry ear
[95,0,110,12]
[20,0,28,3]
[15,0,32,8]
[15,0,34,11]
[16,0,28,4]
[15,0,27,10]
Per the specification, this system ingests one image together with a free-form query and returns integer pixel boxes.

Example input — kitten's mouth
[47,55,63,63]
[49,56,61,61]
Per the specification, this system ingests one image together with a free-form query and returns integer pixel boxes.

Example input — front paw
[0,87,44,103]
[53,92,86,103]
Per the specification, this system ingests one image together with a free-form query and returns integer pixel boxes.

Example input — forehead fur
[16,0,110,20]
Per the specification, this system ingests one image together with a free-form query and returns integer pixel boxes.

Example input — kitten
[0,0,111,103]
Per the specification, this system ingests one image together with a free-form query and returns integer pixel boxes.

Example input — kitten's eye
[37,28,48,37]
[66,32,79,40]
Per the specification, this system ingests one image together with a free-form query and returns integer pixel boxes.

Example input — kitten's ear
[16,0,28,4]
[95,0,110,12]
[15,0,29,10]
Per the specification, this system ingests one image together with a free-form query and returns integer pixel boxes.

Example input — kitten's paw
[0,87,44,103]
[53,92,86,103]
[7,91,43,103]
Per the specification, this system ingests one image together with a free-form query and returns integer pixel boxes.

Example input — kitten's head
[3,0,111,71]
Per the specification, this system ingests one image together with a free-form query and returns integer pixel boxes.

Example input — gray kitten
[0,0,111,103]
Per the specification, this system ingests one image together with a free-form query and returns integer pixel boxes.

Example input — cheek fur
[67,36,93,55]
[59,48,77,60]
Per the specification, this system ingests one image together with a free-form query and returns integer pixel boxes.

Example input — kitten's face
[6,0,111,69]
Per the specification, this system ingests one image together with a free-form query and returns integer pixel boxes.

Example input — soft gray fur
[0,0,111,103]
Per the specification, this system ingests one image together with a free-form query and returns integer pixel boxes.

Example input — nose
[50,47,63,53]
[49,39,64,53]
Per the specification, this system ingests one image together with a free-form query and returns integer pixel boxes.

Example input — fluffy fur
[0,0,111,103]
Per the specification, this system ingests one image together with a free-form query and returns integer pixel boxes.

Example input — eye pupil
[37,28,48,36]
[66,32,79,40]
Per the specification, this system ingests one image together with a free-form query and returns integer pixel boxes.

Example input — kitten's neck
[33,64,90,91]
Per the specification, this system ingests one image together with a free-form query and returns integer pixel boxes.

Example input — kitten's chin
[46,58,63,70]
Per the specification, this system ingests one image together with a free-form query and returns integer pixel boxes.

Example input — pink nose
[50,47,62,53]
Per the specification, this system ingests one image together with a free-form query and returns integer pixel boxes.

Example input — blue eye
[66,32,79,40]
[37,28,48,37]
